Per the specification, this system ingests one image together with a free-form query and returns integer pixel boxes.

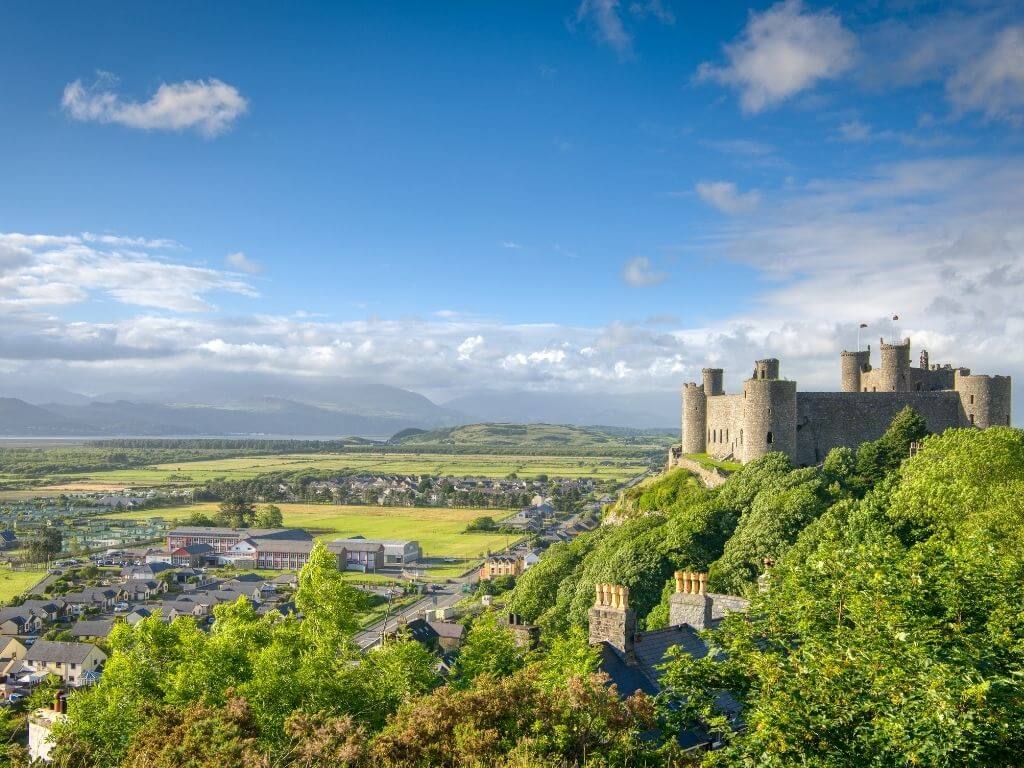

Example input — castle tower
[702,368,724,396]
[954,370,1012,429]
[753,358,780,380]
[879,337,911,392]
[920,349,929,370]
[681,382,707,454]
[588,583,635,658]
[668,570,711,630]
[741,360,797,463]
[840,349,871,392]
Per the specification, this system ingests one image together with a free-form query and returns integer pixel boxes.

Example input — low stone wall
[675,457,728,489]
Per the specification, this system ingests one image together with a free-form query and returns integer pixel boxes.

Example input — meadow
[102,502,519,578]
[20,451,647,492]
[0,567,47,603]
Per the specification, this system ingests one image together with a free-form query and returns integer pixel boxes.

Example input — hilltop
[389,422,677,457]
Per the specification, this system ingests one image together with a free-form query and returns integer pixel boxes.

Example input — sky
[1,0,1023,415]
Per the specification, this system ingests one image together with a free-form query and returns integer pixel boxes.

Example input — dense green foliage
[659,426,1024,766]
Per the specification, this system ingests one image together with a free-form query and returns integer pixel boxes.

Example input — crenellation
[678,340,1011,467]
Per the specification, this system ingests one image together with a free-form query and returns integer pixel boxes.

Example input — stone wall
[706,394,744,460]
[794,391,962,466]
[674,456,728,488]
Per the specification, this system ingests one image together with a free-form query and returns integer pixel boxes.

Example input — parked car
[8,693,25,704]
[113,602,130,612]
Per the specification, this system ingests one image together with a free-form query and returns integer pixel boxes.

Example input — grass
[100,502,518,576]
[20,452,647,491]
[0,567,47,604]
[681,453,742,473]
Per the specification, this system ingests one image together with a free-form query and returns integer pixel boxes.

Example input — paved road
[355,571,477,650]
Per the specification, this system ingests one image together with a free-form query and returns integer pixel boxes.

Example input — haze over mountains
[0,376,677,437]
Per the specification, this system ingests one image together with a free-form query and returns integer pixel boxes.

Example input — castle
[671,338,1012,467]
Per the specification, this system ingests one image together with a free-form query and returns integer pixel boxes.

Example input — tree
[185,511,216,527]
[254,504,283,528]
[27,527,62,563]
[214,498,256,528]
[452,611,524,686]
[658,427,1024,767]
[465,515,497,532]
[294,540,365,638]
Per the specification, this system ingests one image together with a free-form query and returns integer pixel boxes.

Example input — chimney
[668,571,712,630]
[588,582,636,658]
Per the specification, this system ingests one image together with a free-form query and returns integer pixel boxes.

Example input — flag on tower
[859,323,868,328]
[892,315,899,321]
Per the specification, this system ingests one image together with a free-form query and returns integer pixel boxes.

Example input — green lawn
[681,453,742,473]
[102,502,517,566]
[0,568,47,604]
[25,452,647,491]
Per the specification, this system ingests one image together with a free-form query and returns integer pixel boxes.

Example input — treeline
[0,447,261,478]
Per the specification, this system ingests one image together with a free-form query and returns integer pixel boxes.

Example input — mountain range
[0,378,677,437]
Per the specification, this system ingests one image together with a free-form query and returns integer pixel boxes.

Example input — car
[113,602,130,612]
[8,693,25,704]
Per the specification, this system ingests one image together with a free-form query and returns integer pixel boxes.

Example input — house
[503,511,543,532]
[0,636,28,677]
[125,607,153,625]
[0,608,43,636]
[0,530,18,550]
[480,555,523,580]
[19,600,65,623]
[379,540,422,564]
[69,619,115,641]
[62,588,118,613]
[170,543,217,567]
[116,579,165,602]
[588,573,748,749]
[332,539,385,571]
[24,640,107,687]
[123,562,174,580]
[522,551,541,570]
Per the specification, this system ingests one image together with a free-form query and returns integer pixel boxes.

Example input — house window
[766,431,774,445]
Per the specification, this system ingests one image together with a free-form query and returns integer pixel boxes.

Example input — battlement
[679,342,1011,467]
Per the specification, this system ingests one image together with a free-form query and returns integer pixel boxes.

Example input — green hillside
[391,422,676,457]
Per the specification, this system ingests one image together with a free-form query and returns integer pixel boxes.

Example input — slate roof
[70,620,114,638]
[25,639,100,665]
[427,620,465,640]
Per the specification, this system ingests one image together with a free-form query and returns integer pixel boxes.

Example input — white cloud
[577,0,633,57]
[621,256,667,287]
[947,26,1024,124]
[225,251,263,274]
[697,0,856,113]
[0,232,256,312]
[695,180,761,214]
[62,74,248,138]
[457,335,484,360]
[500,241,523,250]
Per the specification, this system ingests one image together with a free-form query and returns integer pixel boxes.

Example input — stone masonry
[674,340,1011,467]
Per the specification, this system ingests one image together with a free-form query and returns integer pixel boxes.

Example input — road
[355,569,478,650]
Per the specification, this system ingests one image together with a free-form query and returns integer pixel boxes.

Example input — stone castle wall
[794,391,962,465]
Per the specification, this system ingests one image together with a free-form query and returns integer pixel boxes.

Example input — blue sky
[1,1,1023,409]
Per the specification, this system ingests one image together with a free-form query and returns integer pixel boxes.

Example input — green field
[22,452,646,491]
[102,502,517,576]
[0,568,46,604]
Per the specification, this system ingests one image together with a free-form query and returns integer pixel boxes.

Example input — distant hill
[391,422,677,456]
[0,398,95,435]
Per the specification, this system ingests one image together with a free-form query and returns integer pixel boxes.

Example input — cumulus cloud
[697,0,856,113]
[621,256,667,287]
[947,26,1024,123]
[695,180,761,214]
[62,73,248,137]
[457,335,484,360]
[0,232,256,312]
[576,0,633,57]
[225,251,263,274]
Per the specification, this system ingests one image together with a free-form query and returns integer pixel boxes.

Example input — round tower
[741,378,797,463]
[702,368,724,396]
[681,382,707,454]
[753,358,780,380]
[878,337,911,392]
[955,371,1012,429]
[840,350,871,393]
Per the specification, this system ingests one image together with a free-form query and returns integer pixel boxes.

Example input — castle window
[740,429,743,444]
[969,414,975,426]
[863,387,867,392]
[970,394,975,404]
[766,431,774,445]
[708,428,711,442]
[726,429,729,442]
